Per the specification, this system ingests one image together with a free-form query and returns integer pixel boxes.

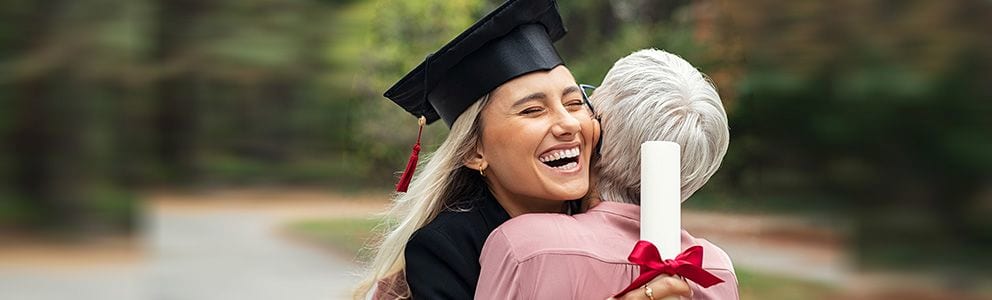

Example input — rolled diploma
[640,141,681,260]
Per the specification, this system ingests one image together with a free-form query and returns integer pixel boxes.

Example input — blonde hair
[592,49,729,204]
[355,96,490,299]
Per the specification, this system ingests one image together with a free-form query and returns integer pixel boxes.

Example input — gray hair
[592,49,729,204]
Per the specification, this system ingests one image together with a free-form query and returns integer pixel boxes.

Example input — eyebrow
[562,86,581,97]
[511,92,547,108]
[511,86,583,108]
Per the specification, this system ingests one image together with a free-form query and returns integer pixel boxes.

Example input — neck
[582,196,603,211]
[487,187,566,218]
[598,188,636,205]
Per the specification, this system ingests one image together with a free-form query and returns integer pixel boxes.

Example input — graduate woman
[477,49,739,300]
[356,0,600,298]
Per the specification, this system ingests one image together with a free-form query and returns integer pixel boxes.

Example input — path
[0,189,384,300]
[682,210,848,284]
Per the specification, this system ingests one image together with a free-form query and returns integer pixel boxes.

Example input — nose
[550,107,581,139]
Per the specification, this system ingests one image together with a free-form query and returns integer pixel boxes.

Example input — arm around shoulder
[476,229,523,300]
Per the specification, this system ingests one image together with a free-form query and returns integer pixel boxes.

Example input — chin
[551,181,588,200]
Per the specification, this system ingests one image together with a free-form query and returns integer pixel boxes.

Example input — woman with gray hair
[477,49,739,299]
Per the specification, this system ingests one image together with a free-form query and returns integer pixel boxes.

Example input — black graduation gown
[404,188,510,299]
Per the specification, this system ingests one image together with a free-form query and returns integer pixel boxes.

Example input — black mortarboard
[383,0,567,127]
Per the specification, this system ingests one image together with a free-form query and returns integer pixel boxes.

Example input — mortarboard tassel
[396,116,426,192]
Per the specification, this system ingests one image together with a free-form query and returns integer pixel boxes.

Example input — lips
[539,146,580,170]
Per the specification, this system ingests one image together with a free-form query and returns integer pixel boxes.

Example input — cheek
[581,118,597,145]
[482,123,547,174]
[483,123,533,161]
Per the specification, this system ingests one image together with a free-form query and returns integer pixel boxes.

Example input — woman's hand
[608,275,692,300]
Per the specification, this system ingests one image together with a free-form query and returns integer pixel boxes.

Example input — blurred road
[0,189,377,300]
[683,210,848,284]
[148,209,361,299]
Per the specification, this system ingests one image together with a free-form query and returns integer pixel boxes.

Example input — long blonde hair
[355,95,490,299]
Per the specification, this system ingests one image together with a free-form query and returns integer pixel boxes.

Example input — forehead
[490,65,577,102]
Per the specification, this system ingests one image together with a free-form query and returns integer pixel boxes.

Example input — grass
[286,217,384,261]
[737,268,835,299]
[287,217,837,299]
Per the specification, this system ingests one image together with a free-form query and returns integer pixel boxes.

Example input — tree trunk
[153,0,205,184]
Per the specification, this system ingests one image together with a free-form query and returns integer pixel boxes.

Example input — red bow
[613,241,724,297]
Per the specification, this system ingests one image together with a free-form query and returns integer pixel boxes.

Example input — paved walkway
[0,189,376,300]
[149,210,361,299]
[682,210,848,284]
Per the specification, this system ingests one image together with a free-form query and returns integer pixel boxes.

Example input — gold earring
[479,165,486,177]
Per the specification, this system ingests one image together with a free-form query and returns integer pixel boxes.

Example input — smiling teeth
[551,161,578,170]
[539,147,580,162]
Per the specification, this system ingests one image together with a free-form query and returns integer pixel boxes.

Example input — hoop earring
[479,165,486,177]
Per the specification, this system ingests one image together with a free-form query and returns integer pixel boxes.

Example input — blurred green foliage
[0,0,989,273]
[704,0,992,274]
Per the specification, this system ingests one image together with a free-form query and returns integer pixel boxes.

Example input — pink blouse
[476,202,739,300]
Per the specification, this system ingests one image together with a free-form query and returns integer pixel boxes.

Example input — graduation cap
[384,0,568,192]
[383,0,567,127]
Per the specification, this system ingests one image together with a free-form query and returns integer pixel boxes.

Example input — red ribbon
[613,241,724,298]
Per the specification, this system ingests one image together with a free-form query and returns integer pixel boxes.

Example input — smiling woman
[354,0,603,299]
[470,66,597,217]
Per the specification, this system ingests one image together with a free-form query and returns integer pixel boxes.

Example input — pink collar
[587,201,640,220]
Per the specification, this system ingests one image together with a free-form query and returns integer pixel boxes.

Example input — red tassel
[396,116,426,192]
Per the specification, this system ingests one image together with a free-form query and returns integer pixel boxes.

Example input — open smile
[538,146,581,173]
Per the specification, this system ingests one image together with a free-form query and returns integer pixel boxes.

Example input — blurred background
[1,0,990,299]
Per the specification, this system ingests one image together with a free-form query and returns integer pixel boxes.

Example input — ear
[463,144,487,171]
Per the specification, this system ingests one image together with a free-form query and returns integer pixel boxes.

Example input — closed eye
[520,107,544,115]
[565,100,585,111]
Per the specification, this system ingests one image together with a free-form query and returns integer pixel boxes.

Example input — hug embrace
[357,0,738,299]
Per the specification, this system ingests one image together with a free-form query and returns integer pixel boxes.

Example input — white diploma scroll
[640,141,681,260]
